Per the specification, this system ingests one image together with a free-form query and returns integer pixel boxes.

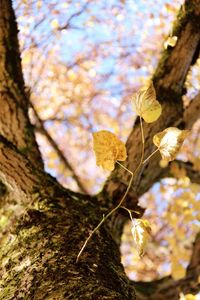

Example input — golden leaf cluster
[92,82,189,261]
[163,178,200,282]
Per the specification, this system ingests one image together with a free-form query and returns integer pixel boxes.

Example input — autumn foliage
[10,0,200,297]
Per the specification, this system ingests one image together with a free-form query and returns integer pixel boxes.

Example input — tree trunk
[0,176,136,299]
[0,0,200,299]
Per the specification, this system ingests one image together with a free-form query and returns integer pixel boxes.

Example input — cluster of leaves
[14,0,186,193]
[121,165,200,282]
[92,82,188,257]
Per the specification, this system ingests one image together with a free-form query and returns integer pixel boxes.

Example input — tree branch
[57,1,90,31]
[184,92,200,129]
[102,0,200,210]
[161,160,200,184]
[0,0,43,168]
[30,103,88,194]
[0,134,38,202]
[187,232,200,274]
[132,233,200,300]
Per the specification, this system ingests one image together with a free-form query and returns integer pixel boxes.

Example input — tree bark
[0,0,43,169]
[0,0,200,299]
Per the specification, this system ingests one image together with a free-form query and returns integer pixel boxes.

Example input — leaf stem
[142,148,159,165]
[76,117,145,263]
[121,206,134,223]
[116,161,132,175]
[76,171,134,263]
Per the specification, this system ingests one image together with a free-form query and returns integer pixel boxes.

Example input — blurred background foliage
[14,0,200,286]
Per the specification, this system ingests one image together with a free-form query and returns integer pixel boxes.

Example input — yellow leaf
[131,81,162,123]
[51,19,59,29]
[67,70,77,81]
[159,159,169,168]
[36,1,42,9]
[153,127,189,162]
[164,36,178,49]
[185,295,198,300]
[171,259,186,280]
[131,219,151,257]
[179,293,198,300]
[22,51,32,64]
[92,130,127,171]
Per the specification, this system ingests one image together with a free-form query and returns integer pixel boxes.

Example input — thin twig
[76,117,145,262]
[76,170,133,263]
[121,206,140,215]
[30,102,88,194]
[142,148,159,165]
[121,206,134,222]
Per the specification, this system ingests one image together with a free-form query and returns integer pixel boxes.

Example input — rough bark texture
[0,0,43,169]
[0,0,200,299]
[0,176,136,299]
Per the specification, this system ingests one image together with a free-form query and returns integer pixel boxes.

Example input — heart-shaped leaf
[131,219,151,257]
[132,81,162,123]
[153,127,189,162]
[92,130,127,171]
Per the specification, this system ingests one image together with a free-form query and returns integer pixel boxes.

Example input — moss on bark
[0,182,137,299]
